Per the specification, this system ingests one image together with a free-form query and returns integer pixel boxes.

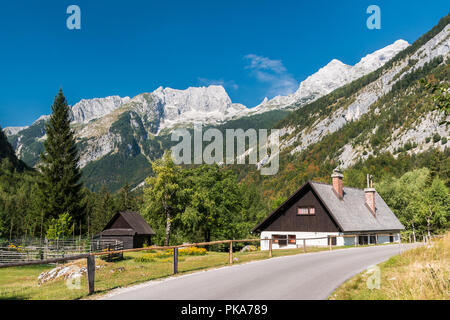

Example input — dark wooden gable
[253,182,341,233]
[103,213,133,232]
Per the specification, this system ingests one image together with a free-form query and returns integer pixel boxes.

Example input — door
[358,235,368,245]
[328,236,337,246]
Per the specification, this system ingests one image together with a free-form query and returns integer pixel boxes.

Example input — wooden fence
[0,233,418,295]
[0,239,122,264]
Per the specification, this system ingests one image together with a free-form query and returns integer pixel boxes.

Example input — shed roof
[100,228,135,236]
[253,181,404,233]
[103,211,156,235]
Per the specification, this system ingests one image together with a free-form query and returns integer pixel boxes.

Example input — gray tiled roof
[310,182,404,232]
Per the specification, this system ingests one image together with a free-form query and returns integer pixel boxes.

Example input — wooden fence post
[173,247,178,274]
[303,239,306,253]
[269,239,273,258]
[87,255,95,295]
[229,241,233,264]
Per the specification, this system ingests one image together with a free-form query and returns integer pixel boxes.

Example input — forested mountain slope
[0,126,27,172]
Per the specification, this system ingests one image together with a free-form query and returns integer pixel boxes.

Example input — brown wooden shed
[95,211,156,249]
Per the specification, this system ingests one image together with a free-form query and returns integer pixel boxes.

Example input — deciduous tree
[142,152,185,246]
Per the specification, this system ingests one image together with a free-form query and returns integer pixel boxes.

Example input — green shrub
[134,256,156,263]
[100,253,123,262]
[433,134,441,143]
[404,142,413,151]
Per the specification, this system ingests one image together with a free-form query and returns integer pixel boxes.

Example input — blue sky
[0,1,449,127]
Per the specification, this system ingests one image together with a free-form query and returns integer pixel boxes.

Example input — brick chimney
[331,169,344,200]
[365,174,376,215]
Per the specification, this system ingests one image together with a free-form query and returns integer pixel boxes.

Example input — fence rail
[0,239,122,264]
[0,232,429,295]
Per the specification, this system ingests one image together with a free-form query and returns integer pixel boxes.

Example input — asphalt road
[103,243,415,300]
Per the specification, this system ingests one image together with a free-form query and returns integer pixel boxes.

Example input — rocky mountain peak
[70,95,131,124]
[152,85,233,114]
[354,39,409,72]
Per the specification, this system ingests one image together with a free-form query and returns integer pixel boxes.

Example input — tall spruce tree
[39,89,85,224]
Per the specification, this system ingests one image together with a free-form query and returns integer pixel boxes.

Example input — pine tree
[39,89,85,224]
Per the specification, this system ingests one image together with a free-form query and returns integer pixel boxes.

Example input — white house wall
[260,231,342,250]
[260,231,401,250]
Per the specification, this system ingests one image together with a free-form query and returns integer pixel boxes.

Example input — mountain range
[3,14,450,193]
[5,38,410,136]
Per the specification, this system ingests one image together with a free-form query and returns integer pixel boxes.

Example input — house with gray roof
[253,170,404,249]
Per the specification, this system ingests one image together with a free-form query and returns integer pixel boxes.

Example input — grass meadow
[0,245,330,300]
[330,233,449,300]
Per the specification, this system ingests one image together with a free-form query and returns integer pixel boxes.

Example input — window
[288,235,296,244]
[272,235,280,243]
[273,234,287,246]
[273,235,295,246]
[297,207,315,215]
[297,207,309,215]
